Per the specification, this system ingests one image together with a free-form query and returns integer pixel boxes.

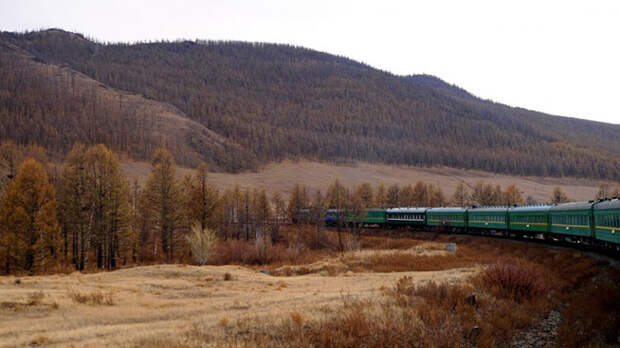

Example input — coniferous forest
[1,29,619,179]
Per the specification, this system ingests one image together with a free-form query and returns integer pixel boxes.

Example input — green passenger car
[549,201,594,239]
[593,198,620,245]
[347,209,386,225]
[386,208,427,227]
[468,207,508,230]
[426,208,467,228]
[508,205,553,234]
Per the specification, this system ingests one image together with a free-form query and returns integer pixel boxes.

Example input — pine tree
[0,158,60,274]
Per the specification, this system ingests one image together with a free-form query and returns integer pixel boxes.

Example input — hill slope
[1,29,619,179]
[0,37,252,170]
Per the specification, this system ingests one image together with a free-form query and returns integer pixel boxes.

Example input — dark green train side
[323,198,620,252]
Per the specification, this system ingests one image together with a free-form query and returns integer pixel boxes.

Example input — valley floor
[0,249,476,347]
[121,159,611,202]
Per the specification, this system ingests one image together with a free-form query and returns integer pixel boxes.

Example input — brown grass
[69,290,115,306]
[476,260,547,302]
[0,229,617,347]
[122,159,606,202]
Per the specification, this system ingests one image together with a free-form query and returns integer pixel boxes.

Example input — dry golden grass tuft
[30,335,50,346]
[68,290,115,306]
[27,291,45,306]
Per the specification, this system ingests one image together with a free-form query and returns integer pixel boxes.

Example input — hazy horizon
[1,0,618,125]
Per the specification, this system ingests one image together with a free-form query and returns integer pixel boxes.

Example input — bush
[476,260,547,302]
[186,224,217,265]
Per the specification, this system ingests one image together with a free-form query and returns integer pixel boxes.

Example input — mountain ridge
[1,29,618,179]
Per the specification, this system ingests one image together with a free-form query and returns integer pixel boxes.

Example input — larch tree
[551,187,569,204]
[399,184,414,207]
[143,148,184,263]
[427,184,445,207]
[386,184,400,207]
[0,158,60,274]
[288,183,308,224]
[355,182,374,208]
[412,181,427,206]
[471,181,494,207]
[311,189,327,249]
[270,192,286,243]
[375,183,387,208]
[596,183,610,200]
[326,179,348,249]
[503,184,524,206]
[451,182,470,207]
[58,144,131,270]
[186,163,220,231]
[253,189,271,239]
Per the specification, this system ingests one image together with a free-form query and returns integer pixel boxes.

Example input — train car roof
[509,205,554,212]
[386,207,428,213]
[427,207,467,213]
[468,207,508,213]
[594,198,620,210]
[550,201,594,211]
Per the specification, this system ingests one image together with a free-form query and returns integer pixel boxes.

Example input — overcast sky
[1,0,618,124]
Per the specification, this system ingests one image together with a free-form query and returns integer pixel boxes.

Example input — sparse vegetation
[0,231,617,347]
[68,290,115,306]
[186,224,218,265]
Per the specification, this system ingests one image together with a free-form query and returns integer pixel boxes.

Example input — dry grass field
[1,228,618,347]
[0,244,477,347]
[120,159,612,202]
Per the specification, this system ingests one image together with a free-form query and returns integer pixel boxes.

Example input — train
[322,198,620,252]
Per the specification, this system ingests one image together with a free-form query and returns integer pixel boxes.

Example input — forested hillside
[1,29,619,179]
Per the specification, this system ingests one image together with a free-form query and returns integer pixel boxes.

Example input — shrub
[186,224,217,265]
[476,260,546,302]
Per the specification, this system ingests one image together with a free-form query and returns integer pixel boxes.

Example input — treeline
[0,143,273,275]
[1,29,619,179]
[5,141,611,274]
